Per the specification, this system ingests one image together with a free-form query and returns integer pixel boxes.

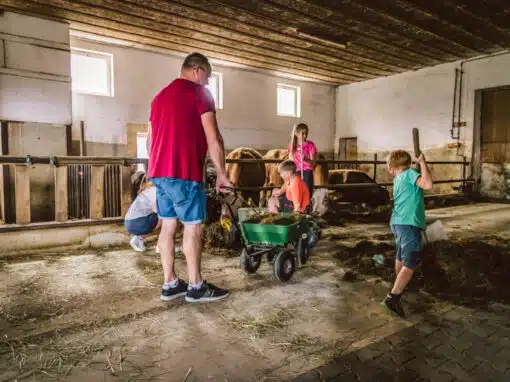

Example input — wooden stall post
[54,165,68,222]
[15,165,30,225]
[120,165,133,217]
[90,165,105,220]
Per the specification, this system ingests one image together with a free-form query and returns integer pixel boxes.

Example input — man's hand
[216,174,233,193]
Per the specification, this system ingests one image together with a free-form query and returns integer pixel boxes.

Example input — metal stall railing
[0,155,473,226]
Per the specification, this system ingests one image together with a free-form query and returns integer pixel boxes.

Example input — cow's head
[311,188,329,217]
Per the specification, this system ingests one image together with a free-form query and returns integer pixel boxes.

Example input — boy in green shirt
[382,150,433,317]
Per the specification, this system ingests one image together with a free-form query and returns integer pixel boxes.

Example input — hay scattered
[0,338,106,379]
[223,308,292,339]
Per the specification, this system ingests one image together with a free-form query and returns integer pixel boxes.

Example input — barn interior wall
[335,52,510,195]
[70,38,337,156]
[0,12,72,124]
[0,12,72,223]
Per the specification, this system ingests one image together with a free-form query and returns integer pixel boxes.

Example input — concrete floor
[0,203,509,381]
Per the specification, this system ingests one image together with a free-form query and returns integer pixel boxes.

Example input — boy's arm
[415,154,433,190]
[287,179,302,212]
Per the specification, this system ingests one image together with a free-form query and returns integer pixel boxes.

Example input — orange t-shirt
[285,176,310,212]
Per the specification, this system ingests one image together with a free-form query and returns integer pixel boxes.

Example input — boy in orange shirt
[269,160,311,214]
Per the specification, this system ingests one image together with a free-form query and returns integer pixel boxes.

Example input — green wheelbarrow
[235,207,314,282]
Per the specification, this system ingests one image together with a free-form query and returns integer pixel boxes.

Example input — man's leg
[151,178,188,301]
[175,180,228,303]
[182,223,204,285]
[159,218,178,284]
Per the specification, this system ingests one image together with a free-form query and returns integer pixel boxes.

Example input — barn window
[277,84,301,117]
[136,132,148,172]
[206,72,223,110]
[71,48,114,97]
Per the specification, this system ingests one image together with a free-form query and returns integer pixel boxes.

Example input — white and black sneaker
[160,279,188,301]
[185,281,229,303]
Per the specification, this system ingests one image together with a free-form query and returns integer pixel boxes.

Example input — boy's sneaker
[160,279,188,301]
[155,246,181,254]
[130,236,145,252]
[380,295,406,318]
[185,281,229,303]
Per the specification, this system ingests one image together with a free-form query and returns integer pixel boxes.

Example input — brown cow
[260,149,288,206]
[220,147,265,219]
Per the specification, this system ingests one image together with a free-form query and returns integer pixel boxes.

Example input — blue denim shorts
[150,177,206,224]
[125,213,159,235]
[391,224,422,270]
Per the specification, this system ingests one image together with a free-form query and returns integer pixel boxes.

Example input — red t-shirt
[147,79,216,182]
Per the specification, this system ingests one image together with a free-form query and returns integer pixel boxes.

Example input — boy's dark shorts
[125,213,159,235]
[391,224,422,270]
[278,195,311,214]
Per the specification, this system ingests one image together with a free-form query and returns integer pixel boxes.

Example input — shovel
[422,220,448,247]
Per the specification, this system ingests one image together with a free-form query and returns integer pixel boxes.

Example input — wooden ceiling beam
[1,0,359,83]
[300,0,482,59]
[356,0,504,53]
[149,0,409,75]
[212,0,435,68]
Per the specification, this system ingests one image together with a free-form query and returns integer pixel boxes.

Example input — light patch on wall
[71,48,114,97]
[136,132,148,172]
[277,83,301,118]
[206,72,223,110]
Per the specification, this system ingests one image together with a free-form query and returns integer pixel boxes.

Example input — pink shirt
[288,141,317,171]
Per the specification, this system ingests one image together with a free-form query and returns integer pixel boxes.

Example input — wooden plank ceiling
[2,0,510,85]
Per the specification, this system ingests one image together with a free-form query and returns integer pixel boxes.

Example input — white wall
[71,39,336,153]
[335,52,510,158]
[0,12,71,124]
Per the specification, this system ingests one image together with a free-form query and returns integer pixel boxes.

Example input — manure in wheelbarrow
[244,213,304,226]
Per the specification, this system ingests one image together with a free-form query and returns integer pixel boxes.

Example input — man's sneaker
[185,281,229,303]
[380,295,405,318]
[130,236,145,252]
[160,279,188,301]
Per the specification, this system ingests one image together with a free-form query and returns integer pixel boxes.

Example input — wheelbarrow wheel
[273,250,295,282]
[240,248,262,274]
[297,234,309,267]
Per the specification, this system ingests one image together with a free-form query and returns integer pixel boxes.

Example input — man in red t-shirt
[147,53,232,303]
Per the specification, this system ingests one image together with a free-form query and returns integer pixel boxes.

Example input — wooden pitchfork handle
[412,127,421,172]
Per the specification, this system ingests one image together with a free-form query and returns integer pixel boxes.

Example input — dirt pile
[334,237,510,307]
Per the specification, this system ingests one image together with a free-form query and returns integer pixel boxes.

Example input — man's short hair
[387,150,412,170]
[278,160,297,174]
[182,52,211,73]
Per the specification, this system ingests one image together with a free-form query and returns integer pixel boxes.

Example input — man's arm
[415,154,433,190]
[201,112,231,192]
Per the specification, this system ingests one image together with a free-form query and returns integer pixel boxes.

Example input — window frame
[207,71,224,110]
[277,83,301,118]
[71,47,114,97]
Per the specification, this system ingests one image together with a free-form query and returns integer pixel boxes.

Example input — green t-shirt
[390,168,426,229]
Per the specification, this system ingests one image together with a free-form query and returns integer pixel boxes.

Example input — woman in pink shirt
[288,123,317,193]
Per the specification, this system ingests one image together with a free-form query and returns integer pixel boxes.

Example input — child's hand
[416,153,426,165]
